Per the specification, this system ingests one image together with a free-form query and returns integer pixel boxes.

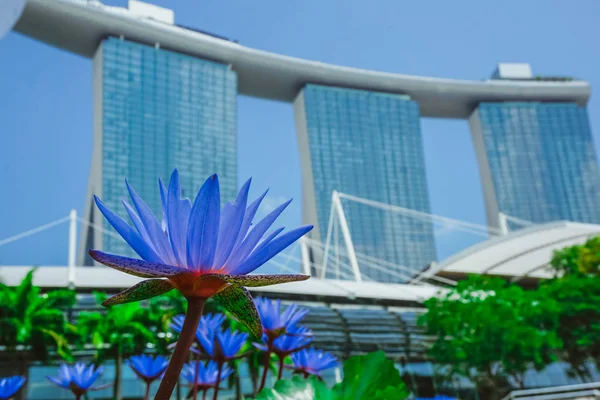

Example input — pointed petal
[47,376,68,389]
[232,189,268,249]
[226,199,292,269]
[89,382,113,392]
[186,174,220,272]
[203,274,309,288]
[167,170,192,266]
[93,196,162,263]
[213,179,251,270]
[252,227,285,255]
[231,225,313,275]
[159,178,169,234]
[121,199,153,246]
[89,250,186,278]
[213,285,262,338]
[126,180,176,265]
[102,279,174,306]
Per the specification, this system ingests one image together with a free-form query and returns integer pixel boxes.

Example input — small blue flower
[415,397,457,400]
[90,171,313,336]
[47,363,105,395]
[291,349,338,376]
[127,355,169,382]
[254,325,313,356]
[0,376,26,400]
[171,313,225,337]
[255,298,308,337]
[198,327,249,361]
[181,361,233,389]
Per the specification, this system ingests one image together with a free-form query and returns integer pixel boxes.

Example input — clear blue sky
[0,0,599,266]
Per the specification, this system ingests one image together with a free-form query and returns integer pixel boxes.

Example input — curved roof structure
[428,221,600,281]
[13,0,590,118]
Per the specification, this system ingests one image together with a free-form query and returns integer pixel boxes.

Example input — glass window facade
[98,38,237,256]
[295,85,436,282]
[473,102,600,228]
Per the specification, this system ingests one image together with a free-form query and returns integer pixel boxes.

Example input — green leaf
[332,351,410,400]
[213,285,262,338]
[204,273,310,287]
[102,279,174,306]
[256,375,335,400]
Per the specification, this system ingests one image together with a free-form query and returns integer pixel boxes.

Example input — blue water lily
[89,170,313,336]
[128,354,169,382]
[255,298,309,338]
[255,325,314,356]
[197,327,249,361]
[0,376,26,400]
[47,363,106,398]
[290,348,339,376]
[181,361,233,389]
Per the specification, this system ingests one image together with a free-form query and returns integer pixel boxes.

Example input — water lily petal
[121,199,153,248]
[187,174,220,272]
[230,189,268,251]
[46,376,68,389]
[203,274,309,287]
[226,199,292,269]
[102,279,174,306]
[252,227,285,254]
[167,169,192,266]
[126,180,177,265]
[89,250,187,278]
[159,178,169,234]
[231,225,313,275]
[93,196,162,264]
[213,179,251,270]
[213,285,261,337]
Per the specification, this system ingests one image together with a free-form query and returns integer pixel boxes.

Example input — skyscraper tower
[294,84,437,282]
[79,37,237,265]
[470,65,600,230]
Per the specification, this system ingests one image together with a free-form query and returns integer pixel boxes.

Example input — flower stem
[155,297,206,400]
[144,382,151,400]
[192,352,201,400]
[277,356,284,380]
[258,337,273,394]
[212,362,223,400]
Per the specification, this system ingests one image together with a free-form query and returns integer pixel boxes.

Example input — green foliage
[551,236,600,277]
[256,351,410,400]
[0,269,76,362]
[76,291,156,362]
[540,274,600,380]
[546,237,600,380]
[420,275,561,397]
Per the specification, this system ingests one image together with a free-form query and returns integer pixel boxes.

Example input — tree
[544,240,600,380]
[551,236,600,277]
[419,275,561,400]
[0,269,76,399]
[76,292,157,400]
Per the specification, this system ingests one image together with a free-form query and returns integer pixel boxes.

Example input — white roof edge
[428,221,600,277]
[13,0,591,118]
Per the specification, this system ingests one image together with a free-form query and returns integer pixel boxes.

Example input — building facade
[470,102,600,230]
[294,85,437,282]
[79,37,237,264]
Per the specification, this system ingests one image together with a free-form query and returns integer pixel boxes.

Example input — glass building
[294,84,437,283]
[80,37,237,264]
[470,102,600,230]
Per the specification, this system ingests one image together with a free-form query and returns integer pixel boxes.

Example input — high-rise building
[79,37,237,265]
[294,84,437,283]
[470,102,600,229]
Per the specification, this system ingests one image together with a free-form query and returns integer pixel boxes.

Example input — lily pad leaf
[256,375,336,400]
